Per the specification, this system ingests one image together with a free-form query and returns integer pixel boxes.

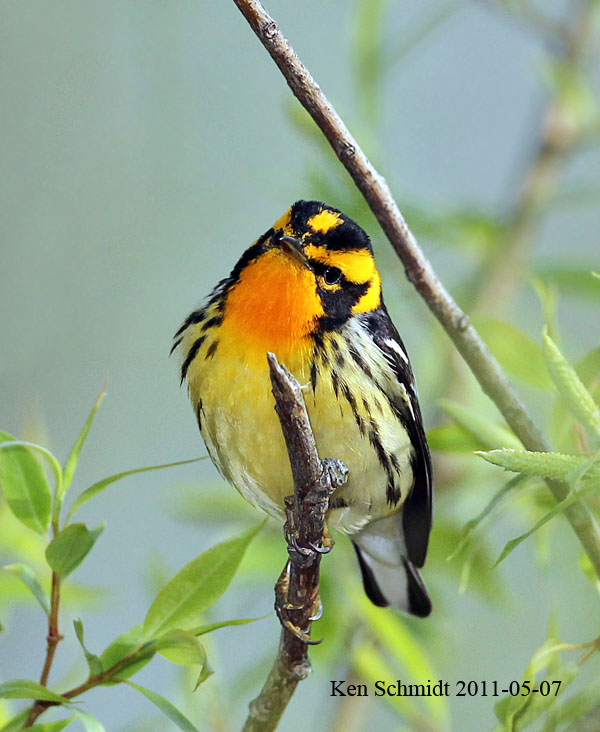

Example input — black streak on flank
[196,399,203,429]
[340,382,365,436]
[174,307,206,340]
[311,329,325,355]
[180,335,206,383]
[368,426,401,506]
[202,313,223,331]
[205,341,218,359]
[389,452,403,477]
[170,336,183,356]
[310,360,318,392]
[349,344,374,380]
[330,369,340,400]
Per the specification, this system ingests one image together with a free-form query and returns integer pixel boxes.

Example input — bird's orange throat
[219,248,323,367]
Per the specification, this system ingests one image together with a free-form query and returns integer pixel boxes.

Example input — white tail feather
[354,514,431,616]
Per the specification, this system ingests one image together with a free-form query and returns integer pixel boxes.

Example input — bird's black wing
[364,306,433,568]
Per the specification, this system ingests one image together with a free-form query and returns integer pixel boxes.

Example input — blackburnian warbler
[173,201,432,616]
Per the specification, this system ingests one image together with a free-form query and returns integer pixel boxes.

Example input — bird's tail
[352,513,431,617]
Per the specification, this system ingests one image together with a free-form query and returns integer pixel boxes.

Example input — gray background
[1,1,598,730]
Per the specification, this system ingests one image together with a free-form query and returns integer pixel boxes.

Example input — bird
[173,200,432,617]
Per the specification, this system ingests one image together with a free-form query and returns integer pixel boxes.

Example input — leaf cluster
[0,389,264,731]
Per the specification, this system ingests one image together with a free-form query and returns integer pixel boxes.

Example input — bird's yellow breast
[182,315,413,533]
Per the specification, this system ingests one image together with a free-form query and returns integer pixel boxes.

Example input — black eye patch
[324,266,342,285]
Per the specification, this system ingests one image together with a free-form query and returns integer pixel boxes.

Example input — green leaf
[0,710,29,732]
[73,619,103,676]
[530,277,559,342]
[543,327,600,439]
[155,630,206,666]
[59,386,106,523]
[476,448,589,480]
[124,681,201,732]
[99,625,154,680]
[66,458,202,522]
[493,480,598,567]
[0,433,55,535]
[0,680,70,704]
[439,399,522,450]
[194,659,214,690]
[143,521,264,639]
[354,595,449,729]
[447,475,528,562]
[2,563,50,614]
[494,658,578,730]
[154,630,210,690]
[45,523,104,579]
[576,346,600,395]
[426,423,483,453]
[352,642,426,724]
[191,616,266,636]
[473,318,553,390]
[73,710,107,732]
[27,719,74,731]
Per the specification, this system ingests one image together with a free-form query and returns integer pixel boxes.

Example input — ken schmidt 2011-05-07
[329,680,450,697]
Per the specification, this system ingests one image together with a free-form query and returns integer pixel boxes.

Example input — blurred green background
[1,0,599,730]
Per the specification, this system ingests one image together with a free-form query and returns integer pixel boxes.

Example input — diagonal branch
[231,0,600,580]
[241,353,347,732]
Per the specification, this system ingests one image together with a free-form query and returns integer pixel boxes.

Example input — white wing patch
[384,337,409,365]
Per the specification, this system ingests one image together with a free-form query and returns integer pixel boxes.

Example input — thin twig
[25,571,63,726]
[230,0,600,580]
[241,354,346,732]
[40,572,62,686]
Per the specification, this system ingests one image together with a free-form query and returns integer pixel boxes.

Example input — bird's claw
[309,596,323,621]
[308,541,332,555]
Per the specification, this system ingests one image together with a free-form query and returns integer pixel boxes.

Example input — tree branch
[241,353,347,732]
[230,0,600,580]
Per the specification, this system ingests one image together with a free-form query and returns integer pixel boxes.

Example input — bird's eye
[324,266,342,285]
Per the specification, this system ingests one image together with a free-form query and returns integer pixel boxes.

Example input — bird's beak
[278,235,311,269]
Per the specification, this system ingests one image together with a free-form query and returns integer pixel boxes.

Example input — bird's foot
[274,562,321,645]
